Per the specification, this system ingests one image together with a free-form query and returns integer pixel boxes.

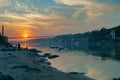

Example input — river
[21,42,120,80]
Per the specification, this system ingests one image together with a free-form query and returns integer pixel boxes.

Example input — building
[0,25,9,45]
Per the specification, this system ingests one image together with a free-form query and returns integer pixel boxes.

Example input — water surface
[22,43,120,80]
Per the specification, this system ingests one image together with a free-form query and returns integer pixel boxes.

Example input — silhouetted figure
[18,43,21,51]
[0,33,1,37]
[25,45,28,50]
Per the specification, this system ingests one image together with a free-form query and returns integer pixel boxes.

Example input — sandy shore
[0,50,94,80]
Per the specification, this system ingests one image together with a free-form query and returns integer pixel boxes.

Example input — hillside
[28,25,120,49]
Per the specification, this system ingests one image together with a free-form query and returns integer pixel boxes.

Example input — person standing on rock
[18,43,21,51]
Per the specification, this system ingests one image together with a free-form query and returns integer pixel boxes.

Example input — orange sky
[0,0,120,38]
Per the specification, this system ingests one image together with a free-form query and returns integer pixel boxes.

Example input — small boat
[48,55,59,59]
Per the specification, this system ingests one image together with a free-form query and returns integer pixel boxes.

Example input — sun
[23,33,29,38]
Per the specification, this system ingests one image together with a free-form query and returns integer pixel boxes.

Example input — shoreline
[0,48,94,80]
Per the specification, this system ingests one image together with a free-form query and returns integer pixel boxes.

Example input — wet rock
[0,72,14,80]
[11,65,41,72]
[45,62,51,65]
[4,53,17,59]
[68,72,93,80]
[1,47,16,51]
[38,58,51,65]
[113,77,120,80]
[28,49,40,53]
[24,52,40,56]
[69,72,85,75]
[44,53,51,57]
[48,55,59,59]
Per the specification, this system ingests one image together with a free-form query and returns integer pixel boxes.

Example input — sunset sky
[0,0,120,37]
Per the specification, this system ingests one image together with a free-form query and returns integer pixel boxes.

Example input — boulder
[113,77,120,80]
[0,72,14,80]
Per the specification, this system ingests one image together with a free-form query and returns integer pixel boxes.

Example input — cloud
[0,0,10,7]
[2,0,115,23]
[54,0,92,6]
[0,0,119,37]
[0,11,67,22]
[54,0,117,22]
[83,3,116,22]
[0,11,70,36]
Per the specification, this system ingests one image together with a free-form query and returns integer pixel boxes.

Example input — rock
[28,49,40,53]
[4,53,17,59]
[38,58,48,63]
[24,52,40,56]
[48,55,59,59]
[11,65,41,72]
[69,72,85,75]
[0,72,14,80]
[44,53,51,57]
[113,77,120,80]
[1,47,16,51]
[45,61,51,65]
[68,72,93,80]
[38,58,51,65]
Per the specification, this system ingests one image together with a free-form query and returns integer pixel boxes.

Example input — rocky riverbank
[0,50,94,80]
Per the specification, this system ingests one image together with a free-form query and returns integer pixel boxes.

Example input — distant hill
[28,25,120,49]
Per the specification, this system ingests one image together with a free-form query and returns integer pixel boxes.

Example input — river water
[22,43,120,80]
